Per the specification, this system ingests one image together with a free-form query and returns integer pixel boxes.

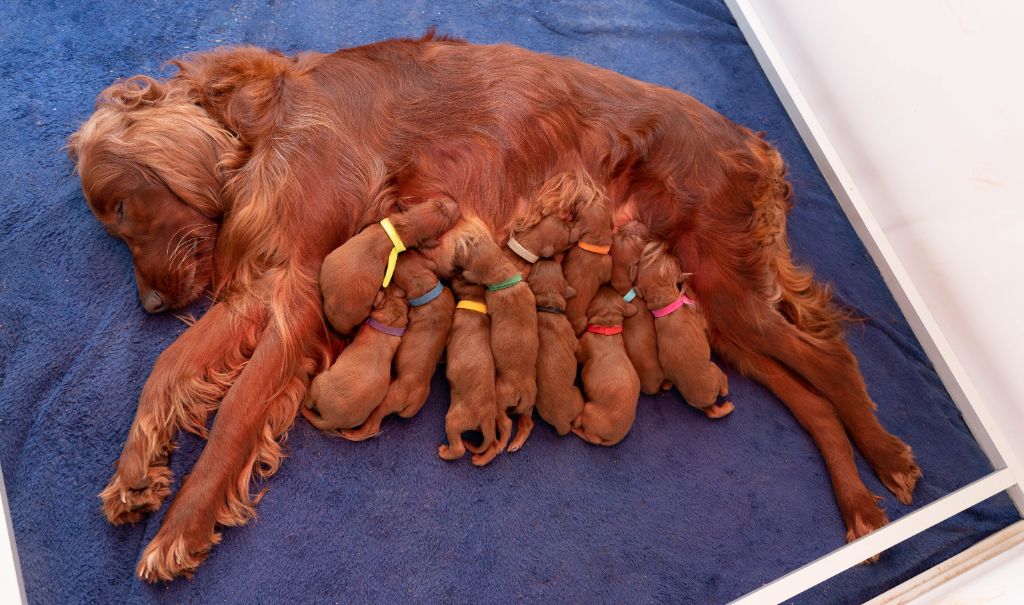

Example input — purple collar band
[366,317,406,337]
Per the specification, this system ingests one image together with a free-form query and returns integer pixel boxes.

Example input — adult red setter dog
[68,33,920,581]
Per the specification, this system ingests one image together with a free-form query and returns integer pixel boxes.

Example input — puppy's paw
[136,522,220,583]
[99,465,172,525]
[703,401,734,419]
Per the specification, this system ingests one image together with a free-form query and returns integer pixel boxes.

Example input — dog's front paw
[99,465,172,525]
[136,520,220,582]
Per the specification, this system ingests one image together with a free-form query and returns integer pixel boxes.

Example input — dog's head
[635,241,685,307]
[67,76,235,312]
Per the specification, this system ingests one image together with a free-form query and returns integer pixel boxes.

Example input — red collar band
[586,324,623,336]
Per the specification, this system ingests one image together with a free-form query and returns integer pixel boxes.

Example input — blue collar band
[408,281,444,307]
[623,288,637,303]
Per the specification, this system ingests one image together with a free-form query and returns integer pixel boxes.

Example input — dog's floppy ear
[564,285,577,300]
[623,301,638,318]
[390,285,407,299]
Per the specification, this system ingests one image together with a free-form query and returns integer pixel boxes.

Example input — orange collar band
[576,241,611,255]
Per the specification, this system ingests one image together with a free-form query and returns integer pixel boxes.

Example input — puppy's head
[393,252,440,299]
[586,286,638,327]
[610,221,650,293]
[526,260,575,308]
[635,242,683,305]
[451,274,486,302]
[371,285,409,326]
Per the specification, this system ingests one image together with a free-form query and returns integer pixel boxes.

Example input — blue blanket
[0,1,1017,603]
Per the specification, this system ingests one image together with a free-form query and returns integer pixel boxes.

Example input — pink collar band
[650,294,695,318]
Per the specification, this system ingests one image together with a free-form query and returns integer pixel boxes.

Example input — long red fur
[68,33,920,581]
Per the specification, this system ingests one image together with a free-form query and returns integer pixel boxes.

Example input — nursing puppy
[440,277,499,466]
[503,214,571,277]
[527,260,583,435]
[610,221,665,395]
[302,285,409,431]
[341,252,453,441]
[636,243,733,419]
[320,197,458,335]
[560,180,614,335]
[573,287,640,446]
[443,221,538,453]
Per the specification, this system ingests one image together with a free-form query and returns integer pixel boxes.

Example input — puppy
[320,197,459,334]
[527,260,583,435]
[440,277,500,466]
[503,214,571,277]
[446,220,539,453]
[302,286,409,431]
[610,221,665,395]
[560,180,614,335]
[636,243,733,419]
[572,287,641,446]
[340,252,454,441]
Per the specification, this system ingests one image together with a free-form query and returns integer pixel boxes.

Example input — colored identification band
[622,288,637,303]
[366,317,406,337]
[650,294,695,318]
[536,305,564,314]
[456,300,488,314]
[576,241,611,255]
[586,324,623,336]
[379,217,407,288]
[487,274,523,291]
[408,281,443,307]
[507,235,540,263]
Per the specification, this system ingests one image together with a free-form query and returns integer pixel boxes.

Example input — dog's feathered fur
[69,33,918,580]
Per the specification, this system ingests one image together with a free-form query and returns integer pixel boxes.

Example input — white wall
[748,0,1024,464]
[747,1,1024,600]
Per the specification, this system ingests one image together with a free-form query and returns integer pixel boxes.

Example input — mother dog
[69,33,919,581]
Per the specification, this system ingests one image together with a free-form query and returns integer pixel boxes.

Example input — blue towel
[0,1,1016,603]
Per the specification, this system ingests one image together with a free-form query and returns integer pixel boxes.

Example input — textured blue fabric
[0,1,1017,603]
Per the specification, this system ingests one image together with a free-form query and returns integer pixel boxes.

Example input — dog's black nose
[141,290,168,313]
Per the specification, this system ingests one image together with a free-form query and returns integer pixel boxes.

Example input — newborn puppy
[320,197,459,334]
[302,286,409,432]
[340,252,454,441]
[561,182,614,335]
[636,243,733,419]
[453,223,539,453]
[527,260,583,435]
[610,221,665,395]
[573,287,641,446]
[503,214,570,278]
[440,277,500,466]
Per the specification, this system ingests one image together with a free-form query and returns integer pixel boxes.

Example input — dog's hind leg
[714,337,889,553]
[100,302,258,526]
[740,313,920,504]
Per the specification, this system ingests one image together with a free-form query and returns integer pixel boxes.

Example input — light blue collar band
[623,288,638,303]
[408,281,444,307]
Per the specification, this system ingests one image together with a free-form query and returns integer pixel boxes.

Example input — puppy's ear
[564,286,577,300]
[435,197,460,224]
[390,286,407,299]
[395,198,413,213]
[628,260,640,285]
[623,302,638,318]
[569,222,583,243]
[540,244,556,258]
[461,268,481,284]
[372,290,386,309]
